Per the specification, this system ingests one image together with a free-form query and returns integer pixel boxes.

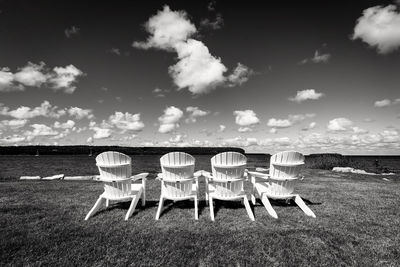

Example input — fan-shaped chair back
[160,152,195,198]
[96,151,132,199]
[211,152,247,197]
[267,151,305,196]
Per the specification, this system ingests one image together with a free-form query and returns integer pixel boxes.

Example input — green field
[1,168,399,266]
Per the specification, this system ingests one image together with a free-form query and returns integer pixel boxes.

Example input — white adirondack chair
[85,151,148,221]
[203,152,255,221]
[249,151,316,219]
[156,152,201,220]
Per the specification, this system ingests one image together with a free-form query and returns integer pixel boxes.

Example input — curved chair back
[96,151,132,199]
[211,152,247,197]
[267,151,305,196]
[160,152,195,198]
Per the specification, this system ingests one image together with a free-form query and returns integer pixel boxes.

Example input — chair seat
[102,184,143,201]
[255,181,294,199]
[208,183,246,200]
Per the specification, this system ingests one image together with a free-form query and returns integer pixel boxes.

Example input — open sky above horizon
[0,0,399,154]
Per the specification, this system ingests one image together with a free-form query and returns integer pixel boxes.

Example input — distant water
[0,154,398,179]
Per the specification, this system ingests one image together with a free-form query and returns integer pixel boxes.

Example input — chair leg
[155,196,164,220]
[85,196,105,220]
[209,196,215,221]
[125,194,141,221]
[261,194,278,219]
[251,176,256,205]
[243,196,255,221]
[194,196,198,220]
[294,195,316,218]
[106,199,110,207]
[142,187,146,207]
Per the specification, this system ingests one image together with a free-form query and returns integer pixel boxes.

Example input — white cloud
[50,65,84,93]
[269,128,277,134]
[374,99,391,107]
[109,111,145,132]
[0,63,84,93]
[233,110,260,126]
[152,87,166,97]
[54,120,75,129]
[109,48,121,56]
[25,124,58,138]
[169,134,185,143]
[238,127,252,132]
[0,134,26,144]
[0,101,66,119]
[158,106,183,133]
[0,119,28,130]
[185,106,209,123]
[65,26,80,38]
[67,107,94,120]
[87,136,93,143]
[352,5,400,54]
[352,126,368,134]
[13,62,48,87]
[133,5,252,95]
[327,118,353,131]
[218,124,226,132]
[289,89,324,103]
[227,63,254,87]
[299,50,331,64]
[169,39,227,94]
[267,118,292,128]
[309,122,317,129]
[92,127,112,139]
[0,67,21,92]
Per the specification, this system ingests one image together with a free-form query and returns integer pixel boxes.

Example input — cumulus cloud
[133,5,252,95]
[0,134,26,144]
[158,106,183,133]
[227,63,254,87]
[49,65,84,93]
[0,119,28,130]
[54,120,75,129]
[0,68,22,92]
[67,107,94,120]
[352,126,368,134]
[327,118,353,131]
[234,110,260,126]
[13,62,48,87]
[25,124,58,138]
[65,26,80,38]
[352,5,400,54]
[0,101,66,119]
[0,62,84,93]
[185,106,210,123]
[109,111,145,132]
[92,127,112,139]
[218,124,226,132]
[269,128,277,134]
[289,89,324,103]
[302,122,317,131]
[267,118,292,128]
[374,98,400,107]
[299,50,331,64]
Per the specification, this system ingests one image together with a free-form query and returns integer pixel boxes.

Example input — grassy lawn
[1,170,399,266]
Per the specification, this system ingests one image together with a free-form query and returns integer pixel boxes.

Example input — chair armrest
[194,170,203,178]
[156,173,163,180]
[202,171,213,180]
[131,172,149,181]
[247,171,270,180]
[256,167,269,172]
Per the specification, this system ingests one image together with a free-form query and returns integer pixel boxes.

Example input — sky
[0,0,399,155]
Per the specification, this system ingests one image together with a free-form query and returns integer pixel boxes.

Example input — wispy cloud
[299,50,331,64]
[374,98,400,107]
[200,13,224,30]
[352,5,400,54]
[65,26,80,38]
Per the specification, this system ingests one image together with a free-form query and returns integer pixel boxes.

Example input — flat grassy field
[1,169,399,266]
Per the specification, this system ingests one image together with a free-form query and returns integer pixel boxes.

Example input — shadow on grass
[252,198,323,207]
